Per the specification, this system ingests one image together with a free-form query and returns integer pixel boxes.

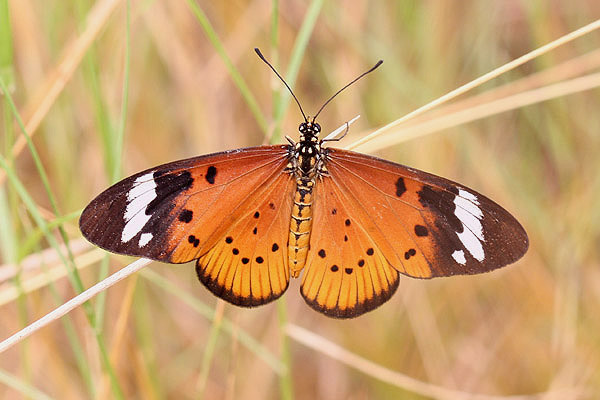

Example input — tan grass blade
[0,248,105,307]
[356,71,600,153]
[0,239,89,283]
[0,258,150,353]
[286,324,583,400]
[346,18,600,151]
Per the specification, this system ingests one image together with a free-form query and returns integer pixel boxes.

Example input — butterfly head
[299,121,321,142]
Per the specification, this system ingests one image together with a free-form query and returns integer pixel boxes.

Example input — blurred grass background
[1,0,600,399]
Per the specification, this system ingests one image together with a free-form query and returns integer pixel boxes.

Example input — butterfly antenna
[312,60,383,122]
[255,48,308,122]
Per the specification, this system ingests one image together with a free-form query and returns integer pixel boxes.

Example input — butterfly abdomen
[288,177,315,277]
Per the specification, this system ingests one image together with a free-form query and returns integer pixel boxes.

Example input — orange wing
[300,148,528,318]
[323,148,528,278]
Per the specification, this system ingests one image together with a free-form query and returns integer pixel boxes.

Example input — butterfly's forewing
[322,148,528,278]
[79,145,291,265]
[301,178,400,318]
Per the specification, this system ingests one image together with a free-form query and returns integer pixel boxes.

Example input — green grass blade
[269,0,281,127]
[20,209,81,258]
[94,0,132,347]
[0,0,15,156]
[0,155,123,399]
[132,280,165,399]
[272,0,324,142]
[0,159,96,396]
[0,369,53,400]
[0,78,87,296]
[0,11,99,389]
[0,0,14,91]
[196,302,224,398]
[276,298,293,400]
[111,0,130,182]
[185,0,268,135]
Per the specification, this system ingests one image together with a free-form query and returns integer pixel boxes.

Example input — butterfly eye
[314,123,321,132]
[299,123,307,133]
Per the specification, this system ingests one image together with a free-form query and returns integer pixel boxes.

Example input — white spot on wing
[458,188,479,204]
[454,206,483,240]
[454,192,482,218]
[454,189,485,261]
[121,172,157,243]
[138,233,153,247]
[452,250,466,265]
[456,222,485,261]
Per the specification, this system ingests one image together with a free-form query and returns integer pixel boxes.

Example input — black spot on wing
[272,243,279,252]
[205,166,217,184]
[414,225,429,237]
[187,234,199,247]
[178,209,193,223]
[404,248,416,260]
[395,177,406,197]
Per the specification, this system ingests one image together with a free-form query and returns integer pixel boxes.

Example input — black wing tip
[480,214,530,272]
[196,260,288,308]
[78,201,110,249]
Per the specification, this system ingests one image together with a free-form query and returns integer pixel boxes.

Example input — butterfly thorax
[288,121,323,277]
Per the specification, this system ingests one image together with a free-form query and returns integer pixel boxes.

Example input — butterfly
[79,49,528,318]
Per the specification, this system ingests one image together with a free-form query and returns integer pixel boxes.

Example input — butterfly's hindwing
[324,148,528,278]
[300,177,400,318]
[194,170,295,306]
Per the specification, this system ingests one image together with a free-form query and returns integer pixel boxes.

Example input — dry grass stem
[347,18,600,150]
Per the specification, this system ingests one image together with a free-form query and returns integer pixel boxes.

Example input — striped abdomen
[288,178,314,277]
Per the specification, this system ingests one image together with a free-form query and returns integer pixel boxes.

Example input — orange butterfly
[80,49,528,318]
